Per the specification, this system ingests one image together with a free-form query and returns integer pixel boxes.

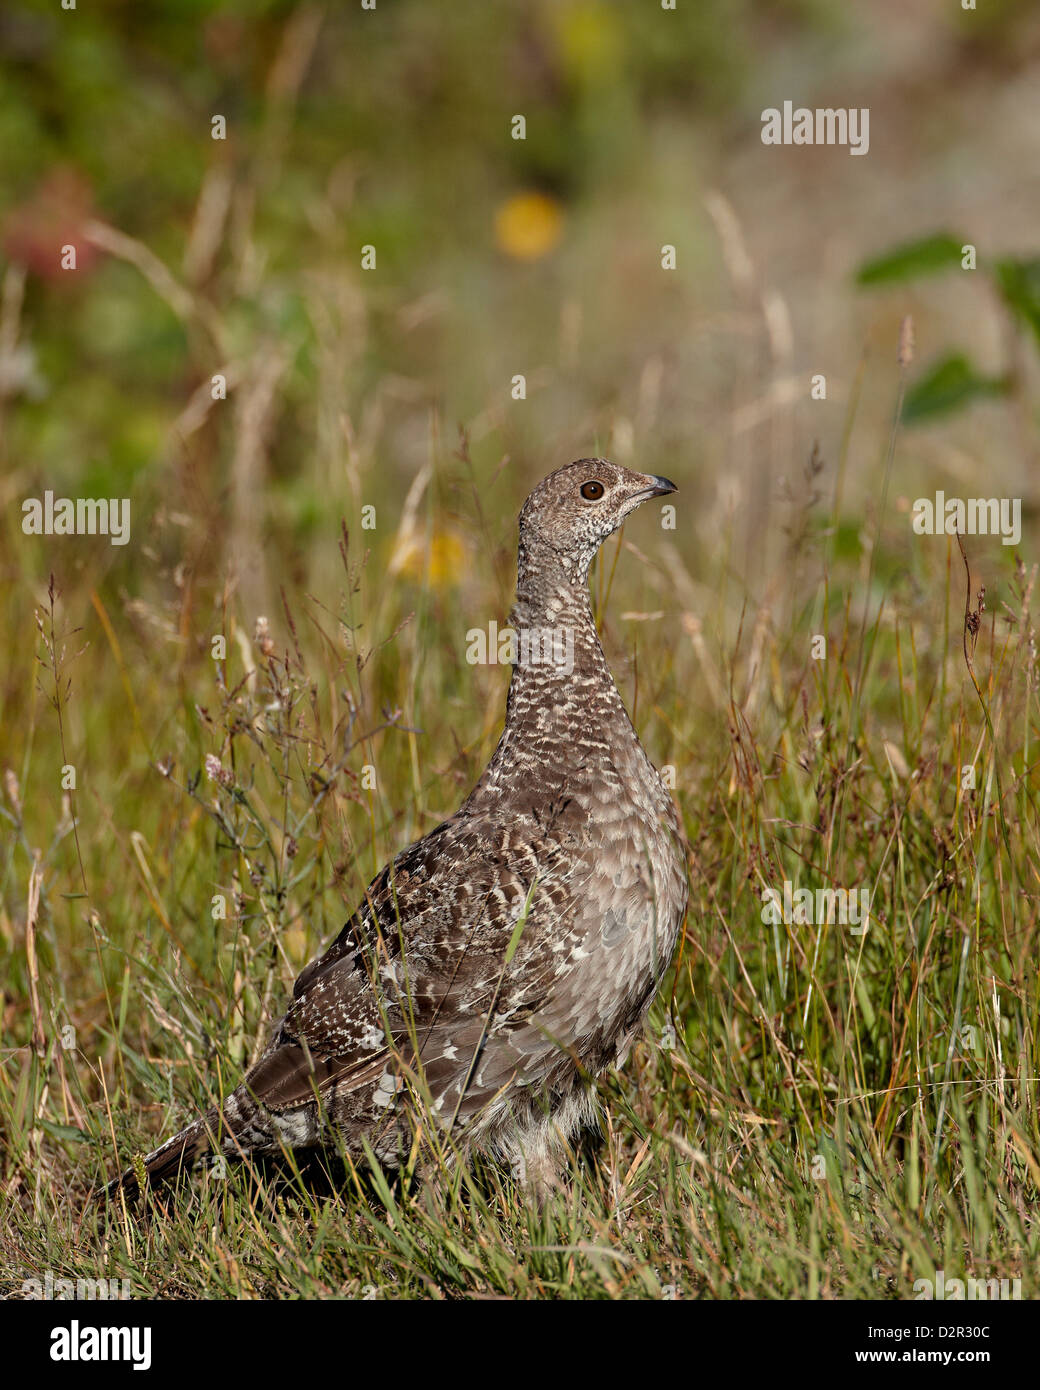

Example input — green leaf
[38,1119,89,1144]
[903,353,1008,424]
[995,257,1040,349]
[505,876,539,966]
[856,233,966,286]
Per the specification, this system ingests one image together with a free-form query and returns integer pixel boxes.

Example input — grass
[1,355,1038,1298]
[0,5,1037,1300]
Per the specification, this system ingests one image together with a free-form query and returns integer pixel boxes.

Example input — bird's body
[103,459,687,1199]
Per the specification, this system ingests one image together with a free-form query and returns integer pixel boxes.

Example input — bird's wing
[239,807,600,1116]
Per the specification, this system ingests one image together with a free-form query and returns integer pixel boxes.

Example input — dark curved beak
[635,474,678,500]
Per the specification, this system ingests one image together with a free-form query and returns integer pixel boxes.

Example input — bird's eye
[580,480,605,501]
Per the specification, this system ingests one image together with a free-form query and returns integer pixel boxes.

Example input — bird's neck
[506,538,610,697]
[511,536,596,637]
[461,539,647,813]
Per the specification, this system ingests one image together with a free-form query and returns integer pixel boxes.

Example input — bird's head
[518,458,677,580]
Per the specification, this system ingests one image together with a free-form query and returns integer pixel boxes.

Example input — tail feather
[93,1107,221,1206]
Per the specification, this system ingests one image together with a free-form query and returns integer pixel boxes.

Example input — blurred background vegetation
[2,0,1037,595]
[2,0,1040,1298]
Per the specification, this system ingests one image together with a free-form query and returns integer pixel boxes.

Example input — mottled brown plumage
[100,459,688,1200]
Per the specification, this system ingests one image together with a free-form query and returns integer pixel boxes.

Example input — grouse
[100,459,688,1200]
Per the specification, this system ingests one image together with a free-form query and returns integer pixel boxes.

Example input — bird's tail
[92,1105,224,1206]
